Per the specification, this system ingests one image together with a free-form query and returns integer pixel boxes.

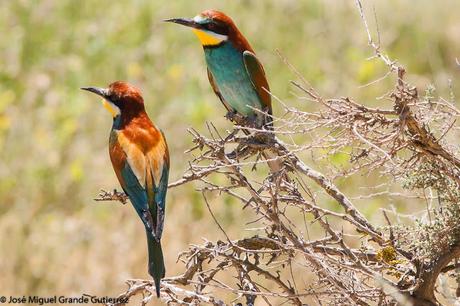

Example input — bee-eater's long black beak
[81,87,108,98]
[163,18,199,29]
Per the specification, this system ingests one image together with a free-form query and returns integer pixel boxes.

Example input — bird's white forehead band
[193,15,207,23]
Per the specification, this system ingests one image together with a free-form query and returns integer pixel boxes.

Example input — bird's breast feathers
[110,124,168,189]
[205,44,263,116]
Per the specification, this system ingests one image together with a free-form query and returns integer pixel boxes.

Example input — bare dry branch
[105,2,460,304]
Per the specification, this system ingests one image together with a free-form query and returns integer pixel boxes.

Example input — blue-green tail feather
[146,230,165,298]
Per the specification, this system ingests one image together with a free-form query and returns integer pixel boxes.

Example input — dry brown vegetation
[2,1,460,306]
[99,2,460,305]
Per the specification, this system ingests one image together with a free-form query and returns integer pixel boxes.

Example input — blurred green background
[1,0,459,304]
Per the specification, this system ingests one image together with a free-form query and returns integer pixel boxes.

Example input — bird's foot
[225,111,254,128]
[94,189,128,204]
[225,110,239,122]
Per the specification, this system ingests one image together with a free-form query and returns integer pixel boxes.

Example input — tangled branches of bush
[102,1,460,305]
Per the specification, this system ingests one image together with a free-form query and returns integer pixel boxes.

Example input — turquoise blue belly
[204,43,262,117]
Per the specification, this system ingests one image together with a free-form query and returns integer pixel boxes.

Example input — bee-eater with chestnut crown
[165,10,272,130]
[166,10,285,174]
[81,82,169,298]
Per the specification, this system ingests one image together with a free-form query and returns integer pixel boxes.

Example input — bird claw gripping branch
[94,189,128,204]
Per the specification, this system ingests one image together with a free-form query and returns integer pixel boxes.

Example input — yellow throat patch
[192,29,223,46]
[102,99,118,118]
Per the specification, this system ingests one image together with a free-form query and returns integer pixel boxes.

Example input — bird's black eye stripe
[204,21,228,35]
[107,94,120,106]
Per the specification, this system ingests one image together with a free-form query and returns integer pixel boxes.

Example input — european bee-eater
[81,82,169,297]
[165,10,272,130]
[166,10,284,173]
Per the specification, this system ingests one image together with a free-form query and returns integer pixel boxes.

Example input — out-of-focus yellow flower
[127,62,144,79]
[167,64,183,81]
[70,159,84,182]
[0,90,15,112]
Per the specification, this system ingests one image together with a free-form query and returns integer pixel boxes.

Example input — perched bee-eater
[166,10,284,173]
[165,10,272,130]
[81,82,169,297]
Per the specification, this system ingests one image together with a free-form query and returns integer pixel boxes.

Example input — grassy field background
[1,0,460,304]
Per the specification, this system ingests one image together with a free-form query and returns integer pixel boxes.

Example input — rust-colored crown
[199,10,235,26]
[108,81,143,104]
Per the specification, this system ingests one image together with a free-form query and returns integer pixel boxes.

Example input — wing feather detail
[117,132,147,187]
[113,127,169,241]
[242,50,272,115]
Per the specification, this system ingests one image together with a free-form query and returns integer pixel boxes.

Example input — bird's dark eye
[205,22,228,35]
[205,22,216,31]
